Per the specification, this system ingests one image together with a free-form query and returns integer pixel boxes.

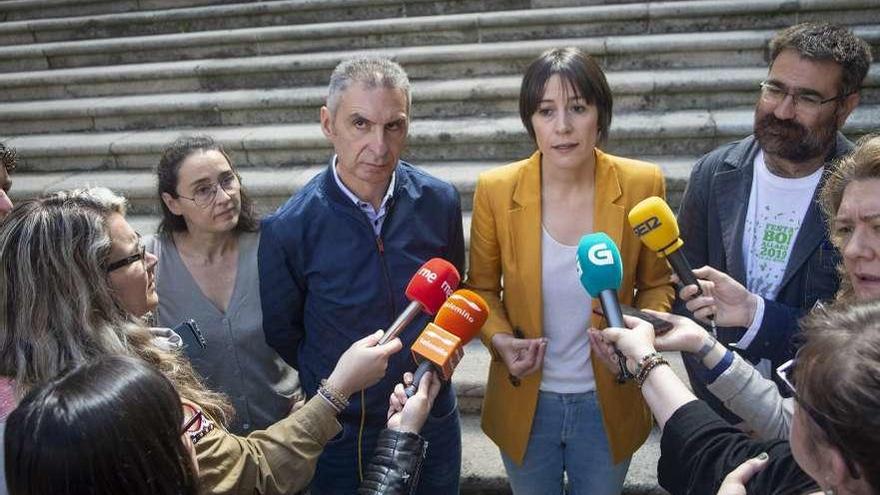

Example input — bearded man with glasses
[672,22,872,423]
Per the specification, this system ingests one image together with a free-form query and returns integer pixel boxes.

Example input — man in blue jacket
[674,23,871,421]
[259,56,465,494]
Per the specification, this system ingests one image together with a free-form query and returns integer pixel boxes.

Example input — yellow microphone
[628,197,703,297]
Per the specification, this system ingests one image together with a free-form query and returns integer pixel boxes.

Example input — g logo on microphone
[587,243,614,266]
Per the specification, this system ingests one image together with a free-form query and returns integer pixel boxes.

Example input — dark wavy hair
[769,23,872,97]
[156,135,258,234]
[5,355,200,495]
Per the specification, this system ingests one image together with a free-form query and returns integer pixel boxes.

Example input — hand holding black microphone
[627,197,717,333]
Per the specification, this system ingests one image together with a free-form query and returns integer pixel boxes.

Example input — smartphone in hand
[593,305,674,334]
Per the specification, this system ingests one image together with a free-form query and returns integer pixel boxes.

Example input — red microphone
[404,289,489,397]
[378,258,460,345]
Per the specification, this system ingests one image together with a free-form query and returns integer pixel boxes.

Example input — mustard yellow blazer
[466,149,674,465]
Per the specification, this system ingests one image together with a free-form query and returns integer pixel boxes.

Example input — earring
[824,488,835,495]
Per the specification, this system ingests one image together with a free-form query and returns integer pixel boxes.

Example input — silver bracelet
[693,333,718,360]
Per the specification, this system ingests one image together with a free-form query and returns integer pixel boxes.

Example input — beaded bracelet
[634,352,663,378]
[319,379,350,412]
[636,355,669,388]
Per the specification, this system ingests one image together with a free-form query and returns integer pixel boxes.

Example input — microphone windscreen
[576,232,623,297]
[433,289,489,345]
[405,258,461,314]
[627,196,684,256]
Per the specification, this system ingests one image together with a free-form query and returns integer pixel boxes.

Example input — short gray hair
[325,56,411,115]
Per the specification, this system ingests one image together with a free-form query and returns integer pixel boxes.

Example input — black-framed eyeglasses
[176,173,240,209]
[759,81,850,115]
[777,357,862,479]
[106,244,146,272]
[181,406,204,436]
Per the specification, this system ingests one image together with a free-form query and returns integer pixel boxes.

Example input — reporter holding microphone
[466,47,673,494]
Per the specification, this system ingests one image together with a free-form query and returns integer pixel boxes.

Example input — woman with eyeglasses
[144,135,298,435]
[591,299,880,495]
[0,187,403,495]
[5,355,201,495]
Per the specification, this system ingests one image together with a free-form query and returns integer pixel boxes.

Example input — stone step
[0,0,531,45]
[5,66,879,135]
[2,2,878,73]
[2,25,878,102]
[5,156,697,216]
[0,0,244,22]
[5,105,878,173]
[2,0,875,69]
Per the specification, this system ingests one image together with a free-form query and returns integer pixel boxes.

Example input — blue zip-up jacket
[259,159,465,422]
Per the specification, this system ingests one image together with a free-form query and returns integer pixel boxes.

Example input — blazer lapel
[778,189,824,291]
[510,152,543,336]
[591,150,624,322]
[593,150,624,256]
[713,165,752,283]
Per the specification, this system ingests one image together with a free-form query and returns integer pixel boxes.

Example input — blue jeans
[501,390,630,495]
[309,385,461,494]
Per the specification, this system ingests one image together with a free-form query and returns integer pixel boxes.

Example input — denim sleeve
[258,218,305,369]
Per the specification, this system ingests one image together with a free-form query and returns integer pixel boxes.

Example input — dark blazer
[676,133,851,366]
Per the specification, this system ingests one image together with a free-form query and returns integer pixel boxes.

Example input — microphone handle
[404,360,435,398]
[379,301,422,345]
[599,289,632,383]
[667,251,703,298]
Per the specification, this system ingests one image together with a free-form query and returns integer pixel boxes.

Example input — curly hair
[819,134,880,301]
[0,142,17,173]
[769,23,873,96]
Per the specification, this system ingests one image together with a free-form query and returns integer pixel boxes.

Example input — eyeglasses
[176,173,240,208]
[777,357,862,479]
[106,243,146,272]
[759,81,850,116]
[181,405,204,436]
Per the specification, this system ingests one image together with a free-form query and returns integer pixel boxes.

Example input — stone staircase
[3,0,879,492]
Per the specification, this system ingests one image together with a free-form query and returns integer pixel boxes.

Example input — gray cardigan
[146,231,300,434]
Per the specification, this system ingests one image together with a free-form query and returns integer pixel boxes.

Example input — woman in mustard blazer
[466,48,674,494]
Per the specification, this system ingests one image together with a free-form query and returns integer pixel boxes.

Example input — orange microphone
[404,289,489,397]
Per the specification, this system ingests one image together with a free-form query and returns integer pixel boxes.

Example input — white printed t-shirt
[738,150,823,351]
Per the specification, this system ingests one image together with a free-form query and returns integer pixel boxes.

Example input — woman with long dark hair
[5,355,200,495]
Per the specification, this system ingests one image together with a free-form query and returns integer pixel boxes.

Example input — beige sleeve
[196,395,342,495]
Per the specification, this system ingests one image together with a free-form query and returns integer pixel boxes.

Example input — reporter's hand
[675,266,758,328]
[386,371,442,434]
[490,333,546,378]
[643,309,710,354]
[717,453,769,495]
[326,330,403,397]
[593,316,657,375]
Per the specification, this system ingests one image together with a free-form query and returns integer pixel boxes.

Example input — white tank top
[539,225,596,393]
